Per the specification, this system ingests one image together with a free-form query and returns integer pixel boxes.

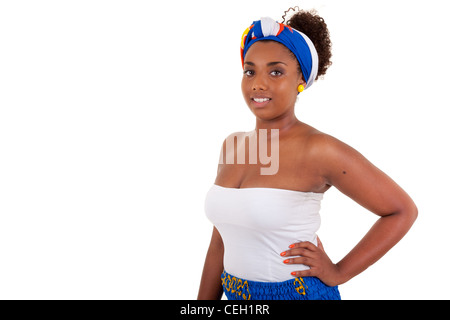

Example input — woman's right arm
[197,226,224,300]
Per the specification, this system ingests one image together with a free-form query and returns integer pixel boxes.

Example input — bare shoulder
[301,124,343,148]
[297,124,369,183]
[301,126,360,162]
[291,123,416,216]
[219,131,249,152]
[216,130,247,170]
[220,131,248,143]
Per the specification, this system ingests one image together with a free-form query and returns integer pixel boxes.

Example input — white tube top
[205,184,323,282]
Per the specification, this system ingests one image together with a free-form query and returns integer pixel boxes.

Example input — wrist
[334,262,352,286]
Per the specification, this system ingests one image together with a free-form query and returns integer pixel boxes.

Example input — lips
[250,96,272,108]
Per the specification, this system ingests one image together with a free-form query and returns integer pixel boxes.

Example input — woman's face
[241,41,305,119]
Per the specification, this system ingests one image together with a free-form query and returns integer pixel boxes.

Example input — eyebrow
[244,61,288,67]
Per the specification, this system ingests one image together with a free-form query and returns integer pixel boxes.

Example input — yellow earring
[297,84,304,93]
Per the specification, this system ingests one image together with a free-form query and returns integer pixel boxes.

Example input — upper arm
[312,134,416,217]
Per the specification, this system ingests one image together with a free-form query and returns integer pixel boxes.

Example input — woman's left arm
[283,134,418,286]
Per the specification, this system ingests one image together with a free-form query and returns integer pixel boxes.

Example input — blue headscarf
[240,17,319,90]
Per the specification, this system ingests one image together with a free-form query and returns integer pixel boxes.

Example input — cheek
[241,78,251,99]
[273,81,297,100]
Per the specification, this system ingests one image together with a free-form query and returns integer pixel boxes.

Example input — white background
[1,0,449,299]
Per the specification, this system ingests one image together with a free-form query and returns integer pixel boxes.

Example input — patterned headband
[241,17,319,90]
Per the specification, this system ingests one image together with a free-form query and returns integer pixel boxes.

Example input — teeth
[253,98,270,103]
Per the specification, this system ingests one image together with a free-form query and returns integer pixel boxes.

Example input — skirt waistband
[221,270,340,300]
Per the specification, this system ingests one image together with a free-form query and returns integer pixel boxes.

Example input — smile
[252,98,271,103]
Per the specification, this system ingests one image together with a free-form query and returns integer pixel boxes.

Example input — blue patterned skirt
[221,270,341,300]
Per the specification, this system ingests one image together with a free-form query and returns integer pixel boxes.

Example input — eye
[270,70,283,76]
[243,69,254,76]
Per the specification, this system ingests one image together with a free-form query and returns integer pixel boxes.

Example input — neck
[254,111,300,138]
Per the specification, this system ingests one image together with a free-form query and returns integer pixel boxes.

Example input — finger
[289,241,317,251]
[317,236,324,251]
[290,269,314,278]
[283,257,311,266]
[281,247,315,258]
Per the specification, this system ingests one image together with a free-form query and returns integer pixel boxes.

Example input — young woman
[198,8,417,300]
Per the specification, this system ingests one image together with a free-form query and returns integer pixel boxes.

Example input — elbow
[399,200,418,230]
[410,203,419,225]
[411,203,419,222]
[406,195,418,223]
[386,197,418,232]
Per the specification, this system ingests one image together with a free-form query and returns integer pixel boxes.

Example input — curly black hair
[281,7,332,80]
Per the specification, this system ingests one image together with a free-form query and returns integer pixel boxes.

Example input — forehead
[244,40,295,64]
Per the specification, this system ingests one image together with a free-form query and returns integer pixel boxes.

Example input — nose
[252,74,268,91]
